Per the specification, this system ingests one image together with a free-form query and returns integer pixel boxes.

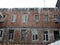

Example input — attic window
[29,8,34,11]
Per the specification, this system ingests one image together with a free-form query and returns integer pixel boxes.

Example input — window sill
[32,39,39,42]
[8,39,14,42]
[43,40,49,43]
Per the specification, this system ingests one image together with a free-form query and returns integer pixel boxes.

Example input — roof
[56,0,60,8]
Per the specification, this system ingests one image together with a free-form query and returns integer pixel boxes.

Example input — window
[22,14,28,23]
[44,15,48,22]
[9,30,14,40]
[0,30,2,37]
[54,15,59,23]
[32,29,38,41]
[35,15,39,22]
[34,8,38,13]
[11,15,16,22]
[43,31,49,42]
[21,30,26,41]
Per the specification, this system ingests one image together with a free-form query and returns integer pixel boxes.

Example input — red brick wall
[0,9,59,28]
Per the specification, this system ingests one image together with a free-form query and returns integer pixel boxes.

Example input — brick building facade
[0,8,60,45]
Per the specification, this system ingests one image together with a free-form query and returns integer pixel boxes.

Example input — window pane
[43,35,45,40]
[44,31,48,34]
[43,31,48,41]
[54,15,58,18]
[25,16,27,22]
[35,34,38,40]
[54,15,58,22]
[0,30,2,37]
[44,15,48,22]
[22,15,28,23]
[35,15,39,22]
[21,30,26,41]
[3,15,5,18]
[9,30,14,40]
[11,15,16,22]
[33,35,34,40]
[32,30,38,41]
[46,35,48,41]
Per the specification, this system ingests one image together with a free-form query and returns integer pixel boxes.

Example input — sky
[0,0,57,8]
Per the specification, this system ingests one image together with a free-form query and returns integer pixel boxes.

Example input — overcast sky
[0,0,57,8]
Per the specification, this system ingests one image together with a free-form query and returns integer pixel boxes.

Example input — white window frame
[43,30,49,42]
[35,15,39,22]
[44,15,49,23]
[22,14,28,23]
[32,29,38,41]
[11,14,16,22]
